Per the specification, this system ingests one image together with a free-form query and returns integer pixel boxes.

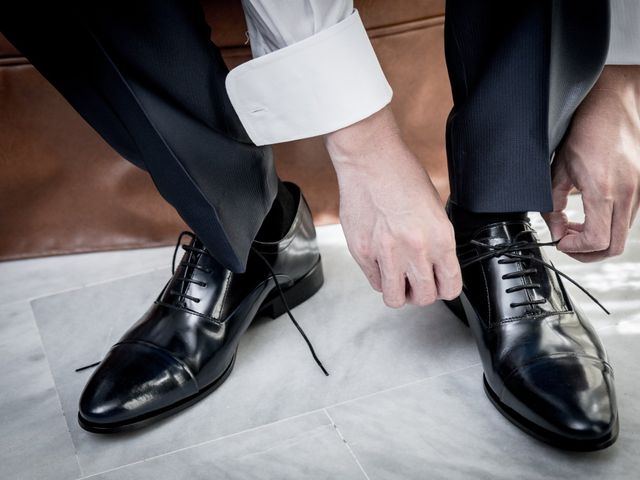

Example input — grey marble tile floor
[1,196,639,479]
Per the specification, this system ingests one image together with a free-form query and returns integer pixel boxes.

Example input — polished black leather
[78,182,323,432]
[449,220,618,450]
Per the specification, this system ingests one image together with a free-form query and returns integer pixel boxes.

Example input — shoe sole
[78,257,324,434]
[444,294,619,451]
[78,349,238,434]
[482,374,619,451]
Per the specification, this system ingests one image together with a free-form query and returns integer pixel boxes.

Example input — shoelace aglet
[75,361,101,372]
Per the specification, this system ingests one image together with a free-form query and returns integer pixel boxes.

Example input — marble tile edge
[76,410,333,479]
[27,266,168,307]
[323,409,371,480]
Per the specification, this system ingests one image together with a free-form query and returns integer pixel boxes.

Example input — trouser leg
[444,0,611,213]
[0,0,277,272]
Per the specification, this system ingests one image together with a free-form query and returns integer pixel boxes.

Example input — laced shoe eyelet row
[458,227,609,315]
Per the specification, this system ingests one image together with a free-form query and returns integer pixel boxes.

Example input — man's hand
[543,65,640,262]
[324,106,462,308]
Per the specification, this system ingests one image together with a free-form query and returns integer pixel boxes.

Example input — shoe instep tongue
[473,221,535,246]
[473,222,562,315]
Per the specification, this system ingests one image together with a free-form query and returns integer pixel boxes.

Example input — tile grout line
[0,265,170,309]
[22,302,86,479]
[323,409,371,480]
[78,362,482,478]
[77,409,337,479]
[73,315,623,477]
[320,362,481,411]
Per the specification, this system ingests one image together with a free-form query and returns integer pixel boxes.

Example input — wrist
[595,65,640,106]
[323,105,403,169]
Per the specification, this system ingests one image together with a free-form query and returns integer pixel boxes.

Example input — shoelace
[458,228,609,314]
[169,231,212,305]
[251,247,329,376]
[77,232,329,376]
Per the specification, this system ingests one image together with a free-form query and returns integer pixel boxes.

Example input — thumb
[543,161,573,241]
[542,210,569,241]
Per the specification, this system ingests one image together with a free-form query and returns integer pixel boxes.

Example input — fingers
[404,247,434,305]
[348,242,383,292]
[378,257,407,308]
[566,202,631,262]
[607,203,632,257]
[630,189,640,227]
[433,252,463,301]
[557,194,613,256]
[377,238,461,308]
[542,210,569,242]
[405,256,437,306]
[405,270,437,306]
[543,160,573,240]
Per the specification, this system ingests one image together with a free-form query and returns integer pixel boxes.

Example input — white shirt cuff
[606,0,640,65]
[225,10,393,146]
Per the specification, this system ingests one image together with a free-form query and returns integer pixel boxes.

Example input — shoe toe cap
[503,355,618,442]
[78,343,197,428]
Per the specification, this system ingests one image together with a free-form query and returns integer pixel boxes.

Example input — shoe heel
[261,258,324,319]
[443,296,469,327]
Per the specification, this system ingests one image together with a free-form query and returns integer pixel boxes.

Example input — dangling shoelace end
[252,248,330,376]
[75,361,101,372]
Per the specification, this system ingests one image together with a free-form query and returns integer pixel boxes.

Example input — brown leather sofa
[0,0,451,261]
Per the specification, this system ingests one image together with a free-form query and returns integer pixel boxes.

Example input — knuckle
[367,275,382,291]
[357,242,372,258]
[442,266,461,280]
[417,294,437,306]
[440,286,462,301]
[384,296,404,308]
[438,275,463,300]
[434,233,455,252]
[447,224,457,244]
[610,245,624,257]
[621,181,636,197]
[358,250,374,264]
[405,232,427,253]
[350,238,370,258]
[439,292,459,302]
[378,235,395,253]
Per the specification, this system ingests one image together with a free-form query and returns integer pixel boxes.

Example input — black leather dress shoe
[445,220,618,451]
[78,182,324,433]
